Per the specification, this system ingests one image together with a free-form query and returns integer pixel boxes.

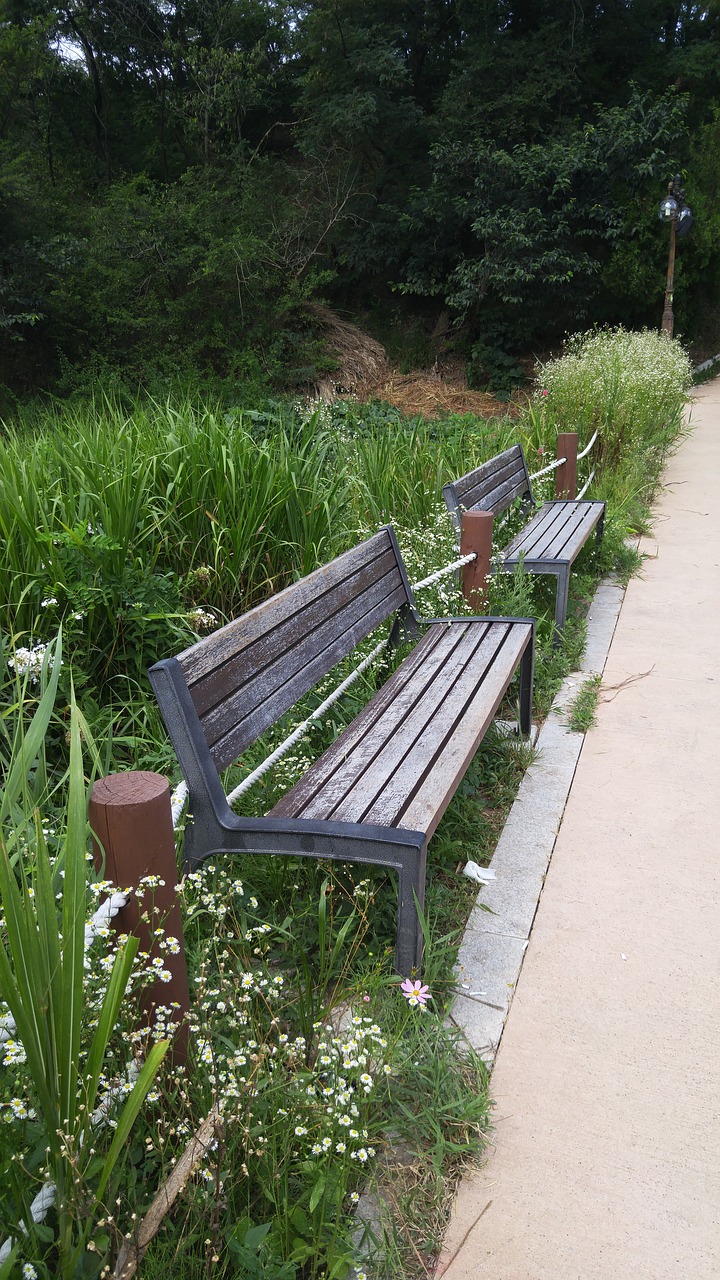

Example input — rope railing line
[0,1063,141,1265]
[226,633,391,806]
[171,780,189,828]
[411,550,477,591]
[576,468,596,501]
[577,429,599,461]
[528,455,565,481]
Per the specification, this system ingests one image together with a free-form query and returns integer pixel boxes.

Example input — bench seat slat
[505,500,604,566]
[269,623,460,818]
[297,623,490,823]
[503,501,563,556]
[271,620,530,838]
[397,624,530,837]
[360,624,524,833]
[535,501,604,561]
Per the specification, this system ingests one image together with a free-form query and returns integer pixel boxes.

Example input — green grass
[0,327,694,1279]
[566,674,603,733]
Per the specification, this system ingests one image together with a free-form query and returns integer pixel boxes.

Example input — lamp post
[658,174,692,338]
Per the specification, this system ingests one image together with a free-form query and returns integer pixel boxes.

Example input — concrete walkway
[438,381,720,1279]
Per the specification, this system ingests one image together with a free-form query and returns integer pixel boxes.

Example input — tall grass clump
[535,327,692,469]
[0,637,168,1278]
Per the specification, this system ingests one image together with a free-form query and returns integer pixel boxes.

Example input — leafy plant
[0,635,168,1277]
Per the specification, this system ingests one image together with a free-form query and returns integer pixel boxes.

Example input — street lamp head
[658,195,678,221]
[676,204,693,238]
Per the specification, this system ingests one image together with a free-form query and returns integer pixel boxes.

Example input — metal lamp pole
[661,182,677,337]
[658,174,692,339]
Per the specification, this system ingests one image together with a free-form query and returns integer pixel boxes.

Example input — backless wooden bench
[443,444,605,636]
[149,526,534,976]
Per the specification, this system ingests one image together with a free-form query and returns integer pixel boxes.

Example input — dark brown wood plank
[397,624,531,837]
[191,546,401,716]
[269,623,460,818]
[282,623,484,820]
[209,582,409,770]
[458,454,526,507]
[179,530,397,685]
[454,449,529,515]
[539,501,604,560]
[329,622,511,825]
[505,501,603,565]
[504,502,572,558]
[198,553,402,728]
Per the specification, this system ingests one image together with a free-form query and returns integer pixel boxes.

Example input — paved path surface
[438,381,720,1279]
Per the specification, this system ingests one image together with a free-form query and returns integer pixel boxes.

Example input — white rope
[226,634,391,806]
[0,1063,141,1264]
[577,429,598,461]
[411,551,477,591]
[171,780,188,828]
[0,1183,57,1264]
[0,892,129,1050]
[576,469,596,500]
[528,455,565,481]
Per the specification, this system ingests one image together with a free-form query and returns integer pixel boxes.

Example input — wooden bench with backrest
[443,443,605,636]
[149,526,534,976]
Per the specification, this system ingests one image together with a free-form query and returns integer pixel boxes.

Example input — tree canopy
[1,1,718,391]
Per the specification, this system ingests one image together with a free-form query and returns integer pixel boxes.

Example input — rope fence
[528,455,566,481]
[576,468,596,500]
[577,429,598,461]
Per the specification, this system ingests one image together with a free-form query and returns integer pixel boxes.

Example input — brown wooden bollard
[89,771,190,1062]
[555,432,578,499]
[460,510,494,612]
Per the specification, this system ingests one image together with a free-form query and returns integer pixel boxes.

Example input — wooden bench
[149,527,534,976]
[443,444,605,636]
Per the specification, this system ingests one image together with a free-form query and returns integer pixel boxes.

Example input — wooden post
[555,433,578,500]
[461,510,494,611]
[89,771,190,1062]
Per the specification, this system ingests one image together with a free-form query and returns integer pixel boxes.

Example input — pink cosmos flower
[541,389,549,397]
[400,978,431,1006]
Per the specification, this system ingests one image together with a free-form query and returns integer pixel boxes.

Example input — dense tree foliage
[1,1,718,392]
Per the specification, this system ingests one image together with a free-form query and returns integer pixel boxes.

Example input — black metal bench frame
[149,527,534,976]
[443,444,606,636]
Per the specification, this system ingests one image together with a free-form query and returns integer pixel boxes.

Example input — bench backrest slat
[172,528,412,771]
[443,444,532,533]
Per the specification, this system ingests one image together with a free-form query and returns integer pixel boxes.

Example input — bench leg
[395,839,427,977]
[553,568,570,643]
[596,504,606,547]
[519,631,534,736]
